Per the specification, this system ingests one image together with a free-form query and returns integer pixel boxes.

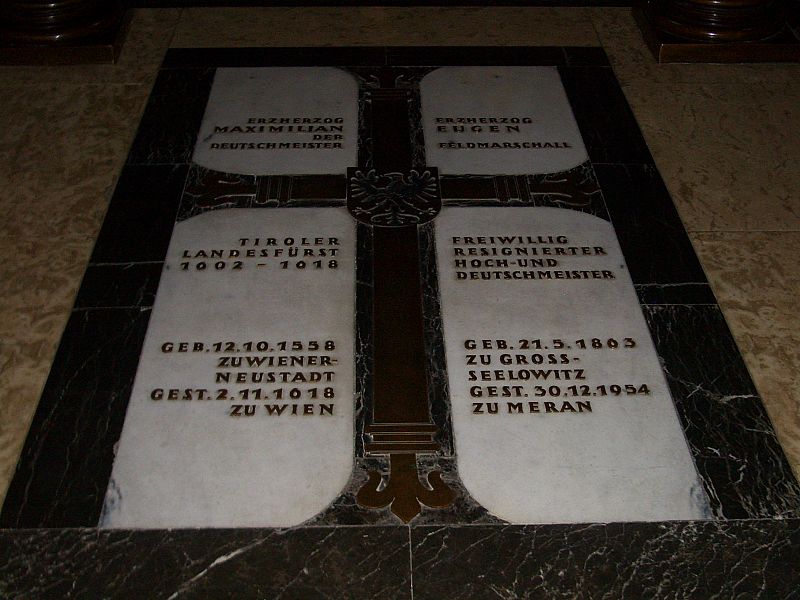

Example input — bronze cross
[348,69,454,522]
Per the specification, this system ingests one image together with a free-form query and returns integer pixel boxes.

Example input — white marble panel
[193,67,358,175]
[101,208,355,528]
[436,206,710,523]
[421,67,588,175]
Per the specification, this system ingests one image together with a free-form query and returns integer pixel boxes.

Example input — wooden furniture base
[634,5,800,63]
[0,8,129,65]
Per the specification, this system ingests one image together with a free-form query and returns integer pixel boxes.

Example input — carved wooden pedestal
[0,0,128,65]
[635,0,800,62]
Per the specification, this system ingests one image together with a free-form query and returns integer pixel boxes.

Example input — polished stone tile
[73,263,163,309]
[422,67,588,174]
[0,9,182,87]
[0,83,147,504]
[126,68,215,165]
[593,164,709,292]
[173,7,599,47]
[692,232,800,478]
[0,526,412,599]
[436,208,712,523]
[589,8,800,86]
[100,209,358,530]
[644,304,800,519]
[0,307,152,527]
[90,165,187,263]
[621,82,800,232]
[0,83,149,243]
[0,238,93,507]
[411,521,800,599]
[0,344,56,509]
[559,66,654,164]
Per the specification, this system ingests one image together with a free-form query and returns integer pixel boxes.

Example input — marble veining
[0,526,413,599]
[178,166,347,221]
[1,521,798,598]
[558,65,655,165]
[418,223,455,456]
[127,68,216,165]
[354,224,374,459]
[1,308,151,527]
[692,232,800,479]
[307,456,500,526]
[592,163,710,290]
[1,28,799,596]
[90,165,189,264]
[411,520,800,599]
[0,241,93,507]
[0,84,148,243]
[73,263,163,310]
[644,305,800,519]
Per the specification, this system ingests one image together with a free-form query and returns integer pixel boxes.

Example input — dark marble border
[90,164,188,262]
[126,69,215,165]
[0,526,412,599]
[73,263,163,309]
[1,520,796,599]
[0,308,152,527]
[559,65,655,164]
[645,305,800,519]
[411,520,800,599]
[593,162,712,297]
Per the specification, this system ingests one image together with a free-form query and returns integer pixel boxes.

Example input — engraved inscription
[101,208,356,529]
[422,68,588,175]
[193,68,358,175]
[150,338,339,417]
[436,206,710,523]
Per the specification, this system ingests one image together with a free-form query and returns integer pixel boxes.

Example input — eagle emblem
[347,168,441,227]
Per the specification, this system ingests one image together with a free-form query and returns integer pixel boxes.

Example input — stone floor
[0,10,799,599]
[1,5,798,511]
